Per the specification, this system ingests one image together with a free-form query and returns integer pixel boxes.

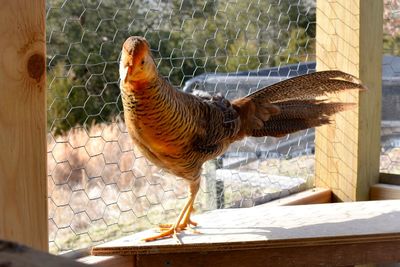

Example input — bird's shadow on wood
[182,211,400,240]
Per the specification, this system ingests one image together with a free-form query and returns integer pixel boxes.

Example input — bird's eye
[141,60,145,65]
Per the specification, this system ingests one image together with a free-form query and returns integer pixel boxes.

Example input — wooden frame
[315,0,383,201]
[0,0,48,251]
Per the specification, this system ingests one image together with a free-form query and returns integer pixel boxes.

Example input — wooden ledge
[90,200,400,266]
[81,187,330,266]
[380,173,400,186]
[370,183,400,200]
[79,255,133,267]
[0,240,88,267]
[264,187,331,206]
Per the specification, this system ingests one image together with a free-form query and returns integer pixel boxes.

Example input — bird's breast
[124,102,191,159]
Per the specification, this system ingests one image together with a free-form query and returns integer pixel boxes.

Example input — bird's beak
[119,62,129,82]
[119,48,133,83]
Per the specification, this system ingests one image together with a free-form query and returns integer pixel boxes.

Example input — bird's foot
[143,181,200,243]
[143,227,180,243]
[158,218,198,231]
[143,219,199,243]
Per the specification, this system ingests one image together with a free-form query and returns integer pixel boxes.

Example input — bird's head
[120,36,157,85]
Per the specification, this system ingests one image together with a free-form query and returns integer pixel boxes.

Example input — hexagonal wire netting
[45,0,399,254]
[381,0,400,175]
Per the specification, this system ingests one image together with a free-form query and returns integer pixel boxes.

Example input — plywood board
[380,173,400,186]
[370,184,400,200]
[92,200,400,256]
[79,255,134,267]
[265,187,331,206]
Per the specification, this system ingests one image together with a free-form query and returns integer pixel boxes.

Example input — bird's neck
[121,75,156,95]
[121,74,176,108]
[124,79,152,93]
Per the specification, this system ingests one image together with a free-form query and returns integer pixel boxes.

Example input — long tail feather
[251,117,331,137]
[250,100,355,137]
[234,70,364,138]
[271,100,355,120]
[246,70,365,103]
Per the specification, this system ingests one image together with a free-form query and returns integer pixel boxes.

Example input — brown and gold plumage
[119,36,365,242]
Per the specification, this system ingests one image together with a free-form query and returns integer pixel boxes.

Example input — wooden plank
[370,184,400,200]
[265,187,331,206]
[315,0,382,201]
[91,200,400,266]
[0,240,88,267]
[134,241,400,267]
[0,1,47,251]
[83,188,330,266]
[79,255,134,267]
[380,173,400,186]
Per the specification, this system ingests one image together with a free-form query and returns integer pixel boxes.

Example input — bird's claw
[142,227,176,242]
[143,226,184,244]
[143,219,200,243]
[158,219,198,231]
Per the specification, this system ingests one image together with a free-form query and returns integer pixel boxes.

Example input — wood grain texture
[380,173,400,186]
[0,240,88,267]
[315,0,382,201]
[134,241,400,267]
[79,255,134,267]
[92,200,400,266]
[370,184,400,200]
[264,187,331,206]
[83,188,330,266]
[0,0,47,250]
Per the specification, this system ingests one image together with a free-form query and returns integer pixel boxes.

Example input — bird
[119,36,365,242]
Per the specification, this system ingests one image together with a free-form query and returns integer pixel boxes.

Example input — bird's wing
[190,93,241,154]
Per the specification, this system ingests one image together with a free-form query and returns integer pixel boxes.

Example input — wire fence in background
[381,0,400,175]
[46,0,357,254]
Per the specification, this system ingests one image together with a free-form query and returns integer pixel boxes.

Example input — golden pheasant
[119,36,364,242]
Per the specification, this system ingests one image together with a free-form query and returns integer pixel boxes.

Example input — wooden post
[202,160,217,210]
[315,0,383,201]
[0,1,48,251]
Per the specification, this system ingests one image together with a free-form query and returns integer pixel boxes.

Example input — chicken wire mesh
[46,0,317,254]
[381,0,400,175]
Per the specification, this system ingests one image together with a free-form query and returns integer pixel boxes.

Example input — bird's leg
[158,180,199,230]
[144,180,200,242]
[157,193,196,231]
[158,201,198,230]
[180,202,198,228]
[158,195,198,230]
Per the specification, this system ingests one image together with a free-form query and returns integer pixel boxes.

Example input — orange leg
[158,204,197,230]
[143,180,200,242]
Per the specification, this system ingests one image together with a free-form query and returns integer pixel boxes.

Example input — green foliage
[47,0,316,134]
[384,34,400,56]
[47,63,75,135]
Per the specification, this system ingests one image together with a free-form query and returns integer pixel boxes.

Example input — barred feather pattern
[121,76,240,181]
[243,72,364,138]
[251,117,331,137]
[271,100,355,119]
[250,100,356,137]
[120,36,365,183]
[246,70,365,102]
